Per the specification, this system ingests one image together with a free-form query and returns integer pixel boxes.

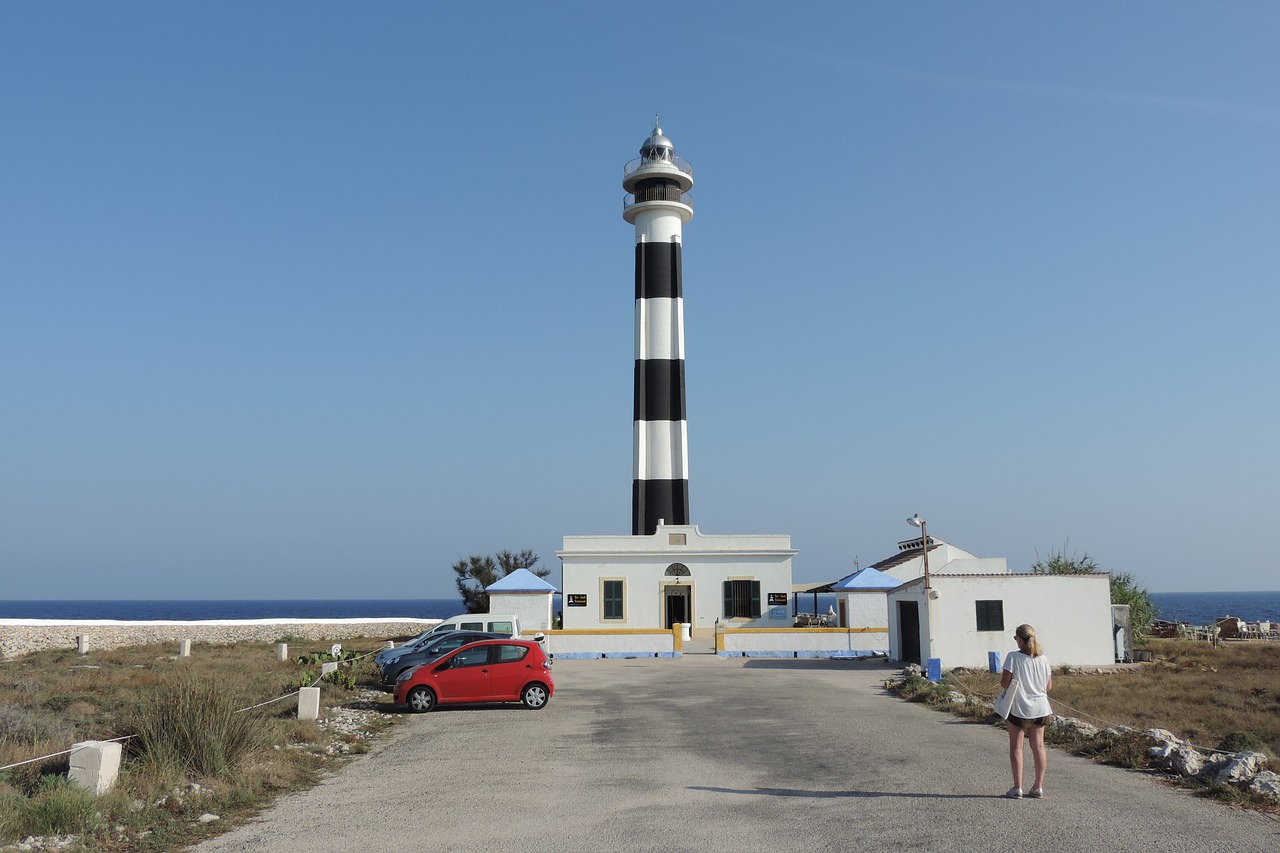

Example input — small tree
[452,549,550,614]
[1030,544,1155,636]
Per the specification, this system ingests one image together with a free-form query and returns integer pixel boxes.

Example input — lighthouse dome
[640,128,675,160]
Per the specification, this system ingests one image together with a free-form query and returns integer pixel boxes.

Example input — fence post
[69,740,122,795]
[178,639,192,657]
[298,687,320,721]
[277,643,289,661]
[77,635,90,655]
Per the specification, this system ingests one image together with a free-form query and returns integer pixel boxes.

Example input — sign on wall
[567,594,588,607]
[767,593,788,606]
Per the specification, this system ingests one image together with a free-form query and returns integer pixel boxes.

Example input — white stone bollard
[277,643,289,661]
[178,639,192,657]
[320,662,338,676]
[69,740,122,795]
[384,640,395,650]
[298,687,321,721]
[681,623,692,642]
[77,635,90,655]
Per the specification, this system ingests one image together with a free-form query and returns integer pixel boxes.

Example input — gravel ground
[192,656,1280,853]
[0,620,437,659]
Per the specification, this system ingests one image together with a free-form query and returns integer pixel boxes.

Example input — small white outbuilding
[486,568,558,633]
[886,571,1114,669]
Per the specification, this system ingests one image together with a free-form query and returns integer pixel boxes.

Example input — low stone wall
[0,619,439,659]
[718,626,889,657]
[544,628,678,659]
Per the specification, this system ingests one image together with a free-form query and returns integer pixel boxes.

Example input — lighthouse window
[603,579,625,621]
[723,580,761,620]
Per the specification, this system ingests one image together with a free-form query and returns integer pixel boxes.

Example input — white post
[77,635,90,654]
[277,643,289,661]
[298,687,321,721]
[384,640,395,650]
[178,639,192,657]
[69,740,122,795]
[681,623,692,641]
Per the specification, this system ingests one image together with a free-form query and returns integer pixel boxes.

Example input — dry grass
[0,637,397,850]
[899,639,1280,811]
[1053,640,1280,756]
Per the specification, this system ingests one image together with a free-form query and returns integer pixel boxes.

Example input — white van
[425,613,521,639]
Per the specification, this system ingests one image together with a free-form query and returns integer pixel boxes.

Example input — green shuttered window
[723,580,761,619]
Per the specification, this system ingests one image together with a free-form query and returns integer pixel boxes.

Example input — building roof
[486,568,559,593]
[890,571,1110,591]
[867,538,942,572]
[830,566,901,591]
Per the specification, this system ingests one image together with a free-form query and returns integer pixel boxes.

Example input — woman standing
[1002,623,1053,798]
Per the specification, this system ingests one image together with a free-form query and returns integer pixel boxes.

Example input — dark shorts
[1009,714,1051,727]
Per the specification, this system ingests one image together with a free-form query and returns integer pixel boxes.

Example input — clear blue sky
[3,3,1277,598]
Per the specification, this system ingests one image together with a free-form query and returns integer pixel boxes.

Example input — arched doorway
[664,563,692,629]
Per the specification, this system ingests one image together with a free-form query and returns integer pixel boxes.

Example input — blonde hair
[1015,624,1043,657]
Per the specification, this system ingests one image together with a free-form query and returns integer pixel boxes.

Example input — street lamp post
[907,513,930,589]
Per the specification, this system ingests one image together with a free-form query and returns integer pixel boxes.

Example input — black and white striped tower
[623,120,694,536]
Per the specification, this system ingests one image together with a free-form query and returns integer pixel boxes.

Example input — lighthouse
[623,121,694,536]
[557,124,795,639]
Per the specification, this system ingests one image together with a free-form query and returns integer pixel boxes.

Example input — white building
[813,535,1008,629]
[486,568,558,633]
[887,571,1115,669]
[558,523,796,639]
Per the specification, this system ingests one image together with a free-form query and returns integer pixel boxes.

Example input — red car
[393,638,554,712]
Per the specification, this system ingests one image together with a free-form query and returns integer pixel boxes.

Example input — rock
[1248,770,1280,802]
[1171,746,1205,778]
[1216,751,1268,785]
[1144,728,1180,746]
[1049,716,1098,739]
[197,813,220,824]
[946,691,965,704]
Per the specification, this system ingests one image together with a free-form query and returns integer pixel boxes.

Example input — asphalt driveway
[194,655,1280,852]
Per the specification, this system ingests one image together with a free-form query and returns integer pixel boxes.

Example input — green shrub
[1218,731,1266,754]
[0,775,101,839]
[122,677,267,779]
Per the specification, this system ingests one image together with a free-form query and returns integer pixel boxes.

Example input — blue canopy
[830,566,900,591]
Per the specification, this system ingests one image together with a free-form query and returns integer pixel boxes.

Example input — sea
[0,592,1275,626]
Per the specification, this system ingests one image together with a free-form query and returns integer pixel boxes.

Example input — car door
[486,643,532,700]
[435,644,493,703]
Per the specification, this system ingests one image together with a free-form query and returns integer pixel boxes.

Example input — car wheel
[521,682,549,710]
[407,686,436,713]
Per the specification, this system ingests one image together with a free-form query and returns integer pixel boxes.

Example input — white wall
[559,524,795,631]
[840,591,889,629]
[721,627,888,655]
[545,630,676,657]
[487,591,553,633]
[889,574,1114,669]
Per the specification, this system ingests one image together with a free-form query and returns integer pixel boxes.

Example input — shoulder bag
[994,678,1020,720]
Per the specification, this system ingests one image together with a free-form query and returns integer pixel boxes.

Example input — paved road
[195,656,1280,852]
